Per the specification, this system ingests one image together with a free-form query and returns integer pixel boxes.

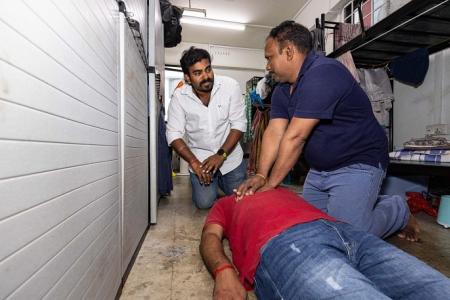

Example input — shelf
[328,0,450,68]
[388,159,450,177]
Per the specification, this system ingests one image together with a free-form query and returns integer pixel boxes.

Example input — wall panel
[0,0,122,298]
[119,14,149,275]
[124,0,148,54]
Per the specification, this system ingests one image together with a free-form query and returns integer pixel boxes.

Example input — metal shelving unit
[327,0,450,68]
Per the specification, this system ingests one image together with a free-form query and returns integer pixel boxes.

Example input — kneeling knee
[194,202,213,209]
[193,196,216,209]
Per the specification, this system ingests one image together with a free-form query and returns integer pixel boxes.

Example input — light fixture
[183,8,206,18]
[181,16,246,31]
[182,0,206,18]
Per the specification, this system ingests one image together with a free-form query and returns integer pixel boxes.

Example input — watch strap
[217,148,227,160]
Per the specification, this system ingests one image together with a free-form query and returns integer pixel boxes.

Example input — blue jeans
[302,163,409,238]
[255,220,450,300]
[189,159,246,209]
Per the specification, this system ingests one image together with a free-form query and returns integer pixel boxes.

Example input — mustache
[200,79,213,85]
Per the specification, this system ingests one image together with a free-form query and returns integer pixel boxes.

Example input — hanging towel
[337,51,360,82]
[334,23,361,49]
[358,68,393,126]
[248,109,270,175]
[256,77,270,100]
[389,48,429,87]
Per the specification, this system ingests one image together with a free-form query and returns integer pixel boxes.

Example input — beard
[197,78,214,92]
[268,72,278,81]
[272,73,288,84]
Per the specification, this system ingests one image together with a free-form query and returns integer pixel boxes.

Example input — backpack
[160,0,183,48]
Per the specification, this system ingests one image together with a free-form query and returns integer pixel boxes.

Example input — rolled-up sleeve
[166,93,185,145]
[228,81,247,132]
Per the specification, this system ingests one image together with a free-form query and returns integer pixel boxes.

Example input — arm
[235,118,288,199]
[220,129,243,155]
[171,138,199,167]
[200,224,246,299]
[266,117,319,188]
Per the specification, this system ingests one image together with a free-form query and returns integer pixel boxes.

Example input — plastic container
[437,195,450,228]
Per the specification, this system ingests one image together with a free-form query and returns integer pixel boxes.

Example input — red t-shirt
[204,188,335,290]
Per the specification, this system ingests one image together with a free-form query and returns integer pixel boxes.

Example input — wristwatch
[217,148,227,160]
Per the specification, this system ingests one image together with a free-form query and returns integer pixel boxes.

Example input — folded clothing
[390,149,450,163]
[403,135,450,150]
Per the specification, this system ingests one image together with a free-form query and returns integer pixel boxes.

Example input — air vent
[209,46,231,57]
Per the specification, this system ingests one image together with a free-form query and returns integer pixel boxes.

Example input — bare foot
[397,214,420,242]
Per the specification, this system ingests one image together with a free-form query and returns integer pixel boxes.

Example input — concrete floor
[120,175,450,299]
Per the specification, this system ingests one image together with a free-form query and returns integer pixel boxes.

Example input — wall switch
[426,124,448,135]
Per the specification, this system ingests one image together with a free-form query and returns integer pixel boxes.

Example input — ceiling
[170,0,310,49]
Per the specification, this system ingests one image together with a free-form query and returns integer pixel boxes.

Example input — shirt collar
[278,50,318,94]
[296,50,318,83]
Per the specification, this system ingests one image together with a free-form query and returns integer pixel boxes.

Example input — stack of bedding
[389,149,450,163]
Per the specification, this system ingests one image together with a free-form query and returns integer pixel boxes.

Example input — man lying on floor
[200,188,450,299]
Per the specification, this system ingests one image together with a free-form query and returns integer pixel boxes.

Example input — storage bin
[437,195,450,228]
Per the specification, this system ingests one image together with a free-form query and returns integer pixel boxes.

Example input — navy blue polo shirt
[270,51,388,171]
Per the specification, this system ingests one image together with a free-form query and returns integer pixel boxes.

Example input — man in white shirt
[166,47,247,209]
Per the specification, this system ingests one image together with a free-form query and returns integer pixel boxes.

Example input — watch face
[217,149,224,155]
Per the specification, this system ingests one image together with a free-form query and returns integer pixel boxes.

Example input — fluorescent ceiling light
[181,16,246,31]
[182,7,206,18]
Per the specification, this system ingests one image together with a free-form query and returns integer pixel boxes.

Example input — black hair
[268,20,312,54]
[179,47,211,74]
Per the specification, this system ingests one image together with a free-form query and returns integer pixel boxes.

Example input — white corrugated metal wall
[119,13,149,275]
[124,0,148,55]
[0,0,152,298]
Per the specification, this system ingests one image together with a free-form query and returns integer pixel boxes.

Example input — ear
[184,74,190,84]
[285,44,295,61]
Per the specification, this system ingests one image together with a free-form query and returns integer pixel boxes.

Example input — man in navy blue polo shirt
[236,20,419,241]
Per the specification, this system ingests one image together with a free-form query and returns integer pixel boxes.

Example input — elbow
[296,136,307,147]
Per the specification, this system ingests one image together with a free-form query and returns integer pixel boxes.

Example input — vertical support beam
[148,71,158,224]
[148,0,164,224]
[118,11,125,275]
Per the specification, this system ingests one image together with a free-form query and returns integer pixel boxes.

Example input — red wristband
[213,264,234,279]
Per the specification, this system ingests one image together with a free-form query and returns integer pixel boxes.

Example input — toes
[397,232,406,238]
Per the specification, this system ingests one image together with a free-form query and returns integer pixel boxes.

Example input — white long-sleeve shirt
[166,75,247,175]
